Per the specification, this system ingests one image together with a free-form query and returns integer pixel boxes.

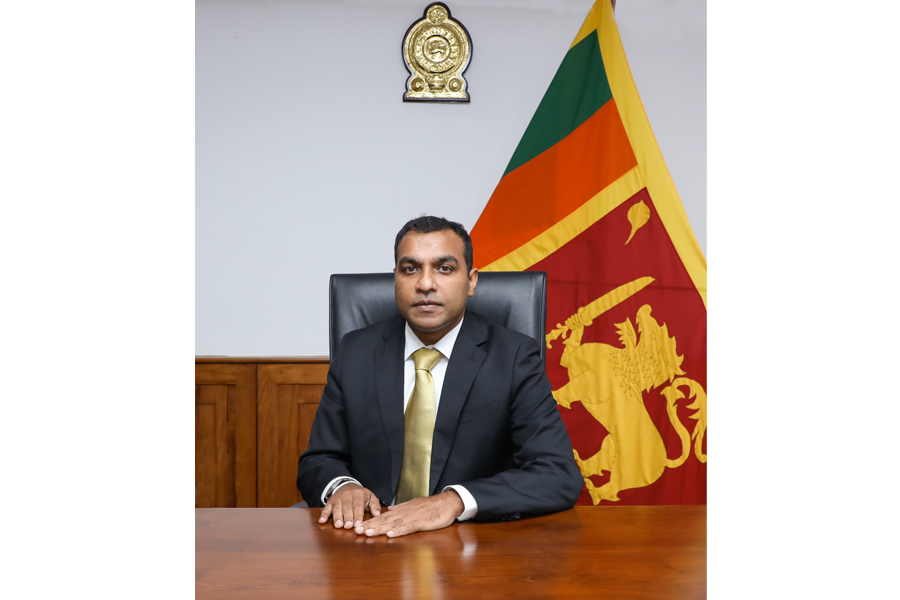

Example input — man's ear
[467,268,479,297]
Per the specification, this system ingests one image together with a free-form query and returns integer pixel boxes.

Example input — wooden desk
[196,506,705,599]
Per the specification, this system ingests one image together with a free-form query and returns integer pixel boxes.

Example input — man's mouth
[412,300,441,307]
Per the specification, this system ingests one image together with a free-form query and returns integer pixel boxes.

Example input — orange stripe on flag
[471,98,636,269]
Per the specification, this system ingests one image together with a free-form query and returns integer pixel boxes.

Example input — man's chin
[407,317,446,333]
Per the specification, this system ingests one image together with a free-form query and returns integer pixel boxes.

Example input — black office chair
[329,271,548,362]
[293,270,547,508]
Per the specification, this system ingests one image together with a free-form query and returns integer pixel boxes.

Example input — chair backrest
[329,271,548,362]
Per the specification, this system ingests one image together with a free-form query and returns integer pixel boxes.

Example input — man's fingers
[385,519,419,538]
[355,512,397,537]
[363,515,417,538]
[367,494,382,517]
[352,492,366,527]
[322,485,388,530]
[331,501,345,528]
[319,502,333,524]
[354,508,391,536]
[324,483,359,528]
[341,500,356,529]
[355,505,419,537]
[355,492,462,537]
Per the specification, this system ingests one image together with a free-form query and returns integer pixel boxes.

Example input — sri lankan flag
[471,0,707,505]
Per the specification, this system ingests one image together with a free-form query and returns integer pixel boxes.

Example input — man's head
[393,216,473,273]
[393,216,478,345]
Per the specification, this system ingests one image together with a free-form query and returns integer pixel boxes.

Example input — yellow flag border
[484,0,706,309]
[594,0,706,307]
[482,166,644,272]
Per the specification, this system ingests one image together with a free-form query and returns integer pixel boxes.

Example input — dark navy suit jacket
[296,310,583,522]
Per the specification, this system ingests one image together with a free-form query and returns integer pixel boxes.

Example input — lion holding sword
[547,277,707,504]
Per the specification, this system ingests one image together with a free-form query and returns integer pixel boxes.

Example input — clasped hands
[318,483,464,538]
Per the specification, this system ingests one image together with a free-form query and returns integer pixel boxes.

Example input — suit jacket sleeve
[295,337,355,506]
[458,335,584,522]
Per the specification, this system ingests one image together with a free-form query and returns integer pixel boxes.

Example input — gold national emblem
[402,3,472,102]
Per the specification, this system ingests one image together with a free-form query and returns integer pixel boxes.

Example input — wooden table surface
[196,506,706,599]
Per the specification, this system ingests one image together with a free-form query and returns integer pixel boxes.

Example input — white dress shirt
[321,317,478,521]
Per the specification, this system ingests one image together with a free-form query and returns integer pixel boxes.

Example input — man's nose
[416,270,436,292]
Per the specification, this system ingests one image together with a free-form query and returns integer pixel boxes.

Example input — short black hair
[394,215,474,272]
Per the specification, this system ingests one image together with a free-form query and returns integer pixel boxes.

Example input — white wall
[196,0,706,356]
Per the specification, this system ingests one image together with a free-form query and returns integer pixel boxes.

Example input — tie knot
[412,347,442,372]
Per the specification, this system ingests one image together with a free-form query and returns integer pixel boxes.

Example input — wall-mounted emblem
[402,3,472,103]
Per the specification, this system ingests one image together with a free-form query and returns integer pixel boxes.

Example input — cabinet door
[257,363,328,507]
[195,364,257,507]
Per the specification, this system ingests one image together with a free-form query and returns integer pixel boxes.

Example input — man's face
[394,229,478,346]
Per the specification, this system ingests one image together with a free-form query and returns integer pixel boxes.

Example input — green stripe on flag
[503,30,612,177]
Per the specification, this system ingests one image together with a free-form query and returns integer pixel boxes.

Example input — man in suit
[297,216,582,537]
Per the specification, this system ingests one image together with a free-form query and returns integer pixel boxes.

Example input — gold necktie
[396,347,442,504]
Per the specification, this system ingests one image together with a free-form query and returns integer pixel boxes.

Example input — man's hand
[319,484,382,530]
[353,489,464,538]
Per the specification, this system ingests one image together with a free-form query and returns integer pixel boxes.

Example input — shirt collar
[403,315,465,361]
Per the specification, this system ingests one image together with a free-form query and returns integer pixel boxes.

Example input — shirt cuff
[444,485,478,521]
[320,476,361,505]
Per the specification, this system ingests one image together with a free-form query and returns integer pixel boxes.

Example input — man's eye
[404,266,418,273]
[438,265,452,273]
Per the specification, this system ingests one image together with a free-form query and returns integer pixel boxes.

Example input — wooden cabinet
[195,358,329,508]
[257,363,329,507]
[195,364,256,507]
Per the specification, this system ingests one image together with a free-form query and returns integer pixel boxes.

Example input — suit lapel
[374,316,406,495]
[430,313,487,494]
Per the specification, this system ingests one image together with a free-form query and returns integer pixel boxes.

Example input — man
[297,216,582,537]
